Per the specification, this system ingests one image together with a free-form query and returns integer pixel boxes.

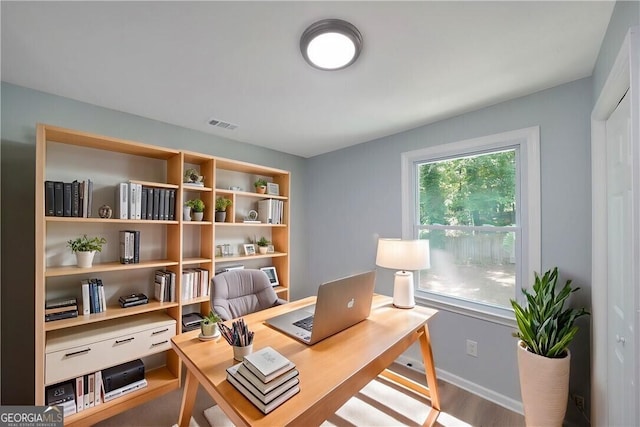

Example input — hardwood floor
[95,362,524,426]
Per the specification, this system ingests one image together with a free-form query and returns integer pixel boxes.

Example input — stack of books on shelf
[181,268,210,300]
[45,297,79,322]
[74,370,104,412]
[154,269,176,303]
[257,198,284,224]
[119,230,141,264]
[226,346,299,414]
[80,279,107,314]
[115,182,176,221]
[44,179,93,218]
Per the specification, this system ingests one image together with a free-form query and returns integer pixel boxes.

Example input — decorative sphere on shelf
[99,205,113,219]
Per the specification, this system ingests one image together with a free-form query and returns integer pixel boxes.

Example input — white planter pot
[183,206,191,221]
[517,340,570,427]
[75,251,96,268]
[201,322,219,337]
[258,246,268,254]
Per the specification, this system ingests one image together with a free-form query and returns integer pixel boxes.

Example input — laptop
[265,270,376,345]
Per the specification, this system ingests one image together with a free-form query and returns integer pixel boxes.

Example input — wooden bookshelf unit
[35,124,291,425]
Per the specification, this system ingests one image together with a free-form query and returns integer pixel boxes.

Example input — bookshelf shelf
[35,124,290,423]
[45,260,180,277]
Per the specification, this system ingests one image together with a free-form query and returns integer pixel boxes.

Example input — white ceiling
[2,1,615,158]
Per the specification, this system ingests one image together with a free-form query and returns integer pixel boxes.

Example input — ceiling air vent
[208,118,238,130]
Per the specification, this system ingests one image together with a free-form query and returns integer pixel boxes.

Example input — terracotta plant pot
[256,186,266,194]
[517,340,570,427]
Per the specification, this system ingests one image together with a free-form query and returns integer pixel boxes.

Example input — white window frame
[401,127,541,325]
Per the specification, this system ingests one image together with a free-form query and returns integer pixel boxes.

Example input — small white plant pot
[183,206,191,221]
[192,211,204,221]
[76,251,96,268]
[258,246,268,254]
[201,322,219,338]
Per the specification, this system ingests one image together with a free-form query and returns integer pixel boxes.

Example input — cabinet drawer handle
[152,328,169,335]
[115,337,135,344]
[64,348,91,357]
[151,340,168,347]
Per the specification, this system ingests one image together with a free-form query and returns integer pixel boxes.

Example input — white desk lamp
[375,238,430,308]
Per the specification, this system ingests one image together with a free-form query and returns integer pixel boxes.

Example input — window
[401,127,540,321]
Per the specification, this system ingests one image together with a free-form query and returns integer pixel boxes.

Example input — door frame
[591,26,639,426]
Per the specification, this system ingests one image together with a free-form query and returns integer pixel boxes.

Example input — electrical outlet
[466,339,478,357]
[574,395,585,412]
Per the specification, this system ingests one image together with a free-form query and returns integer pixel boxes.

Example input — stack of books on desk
[226,346,299,414]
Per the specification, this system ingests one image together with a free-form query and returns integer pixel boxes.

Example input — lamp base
[393,271,415,308]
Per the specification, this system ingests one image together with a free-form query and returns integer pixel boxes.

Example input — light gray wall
[592,1,640,100]
[306,77,593,420]
[0,82,308,403]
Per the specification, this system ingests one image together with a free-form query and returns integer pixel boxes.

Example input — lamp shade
[375,238,430,271]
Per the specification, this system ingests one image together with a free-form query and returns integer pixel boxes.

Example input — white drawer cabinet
[45,312,176,385]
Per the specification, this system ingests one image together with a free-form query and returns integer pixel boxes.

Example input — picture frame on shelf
[266,244,275,254]
[243,244,256,256]
[260,266,279,287]
[266,182,280,196]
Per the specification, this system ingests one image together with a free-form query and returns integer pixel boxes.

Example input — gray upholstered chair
[210,269,287,320]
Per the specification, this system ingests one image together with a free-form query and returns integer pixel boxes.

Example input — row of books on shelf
[226,346,299,414]
[44,179,93,217]
[154,269,176,303]
[81,278,107,314]
[119,230,141,264]
[116,182,176,221]
[181,268,210,300]
[46,359,147,416]
[258,198,285,225]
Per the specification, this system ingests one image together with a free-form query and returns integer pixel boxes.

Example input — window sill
[415,294,517,328]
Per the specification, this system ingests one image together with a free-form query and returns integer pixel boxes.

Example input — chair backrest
[211,269,282,320]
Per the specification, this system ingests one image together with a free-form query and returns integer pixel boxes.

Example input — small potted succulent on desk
[200,310,221,340]
[186,198,205,221]
[215,197,232,222]
[256,237,270,254]
[254,178,267,194]
[67,234,107,268]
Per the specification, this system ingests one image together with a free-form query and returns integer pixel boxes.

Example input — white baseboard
[395,355,524,415]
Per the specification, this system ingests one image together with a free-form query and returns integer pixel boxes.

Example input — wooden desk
[172,295,440,427]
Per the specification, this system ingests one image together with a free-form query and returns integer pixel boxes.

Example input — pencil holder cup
[233,344,253,361]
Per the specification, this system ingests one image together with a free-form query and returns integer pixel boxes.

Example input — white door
[606,91,635,427]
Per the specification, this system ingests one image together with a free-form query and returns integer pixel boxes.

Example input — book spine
[76,376,84,412]
[45,181,55,216]
[88,373,95,407]
[86,179,93,217]
[152,188,160,220]
[63,182,72,217]
[83,374,89,409]
[54,181,64,216]
[94,371,102,406]
[146,188,154,220]
[45,297,77,309]
[128,183,136,220]
[158,189,166,221]
[81,280,91,315]
[141,187,147,220]
[132,230,140,263]
[168,189,176,220]
[163,188,170,220]
[97,279,106,312]
[115,182,128,219]
[71,180,80,217]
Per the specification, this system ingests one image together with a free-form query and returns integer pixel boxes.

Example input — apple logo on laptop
[347,298,355,309]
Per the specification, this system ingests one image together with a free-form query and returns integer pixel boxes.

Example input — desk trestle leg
[380,325,441,427]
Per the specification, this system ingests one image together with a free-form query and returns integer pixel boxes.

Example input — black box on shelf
[102,359,145,393]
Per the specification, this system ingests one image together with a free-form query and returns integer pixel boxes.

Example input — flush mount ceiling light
[300,19,363,71]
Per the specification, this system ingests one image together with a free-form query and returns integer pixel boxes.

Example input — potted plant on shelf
[510,267,589,427]
[215,197,232,222]
[256,237,270,254]
[201,310,221,338]
[186,199,205,221]
[254,178,267,194]
[67,234,107,268]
